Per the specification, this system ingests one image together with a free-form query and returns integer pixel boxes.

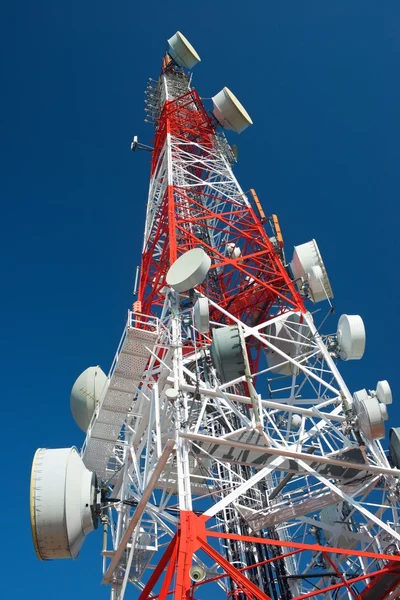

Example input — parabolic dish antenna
[70,366,108,431]
[226,242,241,258]
[291,239,333,302]
[390,428,400,468]
[30,447,99,560]
[307,265,326,302]
[167,31,201,69]
[193,297,210,333]
[166,248,211,293]
[212,87,253,134]
[353,389,388,441]
[210,324,246,384]
[376,380,392,405]
[337,314,366,361]
[264,312,308,375]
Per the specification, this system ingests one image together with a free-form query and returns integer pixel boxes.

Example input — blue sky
[1,1,398,598]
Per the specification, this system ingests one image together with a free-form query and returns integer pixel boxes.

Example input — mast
[31,31,400,600]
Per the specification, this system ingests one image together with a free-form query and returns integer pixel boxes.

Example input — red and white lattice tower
[31,32,400,600]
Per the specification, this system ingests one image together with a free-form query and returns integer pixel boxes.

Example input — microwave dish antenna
[353,389,388,441]
[70,366,108,431]
[264,312,309,375]
[291,239,333,302]
[226,242,241,258]
[167,31,201,69]
[210,324,246,384]
[212,87,253,134]
[30,447,99,561]
[337,314,366,360]
[166,248,211,293]
[389,428,400,468]
[193,297,210,333]
[376,380,392,405]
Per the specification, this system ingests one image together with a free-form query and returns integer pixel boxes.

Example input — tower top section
[143,31,253,136]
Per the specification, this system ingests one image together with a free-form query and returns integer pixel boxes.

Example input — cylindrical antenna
[133,266,140,296]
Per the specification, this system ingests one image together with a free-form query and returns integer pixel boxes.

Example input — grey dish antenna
[167,32,201,69]
[390,428,400,468]
[30,447,99,560]
[353,389,389,441]
[336,315,366,361]
[70,366,108,431]
[264,313,307,375]
[212,87,253,134]
[291,240,333,302]
[166,248,211,293]
[376,380,392,405]
[193,297,210,333]
[210,325,246,384]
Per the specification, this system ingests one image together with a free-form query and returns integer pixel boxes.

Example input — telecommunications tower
[31,32,400,600]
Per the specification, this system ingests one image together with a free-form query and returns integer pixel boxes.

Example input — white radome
[337,314,366,361]
[353,389,387,441]
[212,87,253,134]
[166,248,211,293]
[376,380,392,405]
[265,313,308,375]
[291,239,333,302]
[167,31,201,69]
[70,366,108,431]
[193,297,210,333]
[307,265,326,302]
[226,242,241,258]
[30,447,98,560]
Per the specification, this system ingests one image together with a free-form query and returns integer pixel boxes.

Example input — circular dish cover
[376,380,392,405]
[167,31,201,69]
[210,324,246,384]
[389,427,400,468]
[307,265,326,302]
[30,447,98,560]
[193,297,210,333]
[166,248,211,293]
[337,315,366,361]
[353,389,387,441]
[70,366,108,431]
[265,312,306,375]
[212,87,253,134]
[291,239,333,300]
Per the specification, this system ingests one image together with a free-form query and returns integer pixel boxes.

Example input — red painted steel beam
[137,534,179,600]
[199,537,272,600]
[139,513,400,600]
[140,79,305,324]
[206,530,400,563]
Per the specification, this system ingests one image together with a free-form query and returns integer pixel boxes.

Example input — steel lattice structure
[35,34,400,600]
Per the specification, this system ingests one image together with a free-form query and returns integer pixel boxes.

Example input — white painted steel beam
[102,440,175,584]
